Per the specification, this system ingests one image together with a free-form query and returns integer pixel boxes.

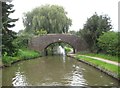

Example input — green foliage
[64,46,72,53]
[34,29,47,35]
[2,2,18,56]
[13,35,28,48]
[2,29,18,56]
[97,31,119,56]
[2,2,18,28]
[23,5,72,34]
[79,13,112,52]
[2,56,19,66]
[2,49,41,66]
[13,33,33,48]
[18,49,40,60]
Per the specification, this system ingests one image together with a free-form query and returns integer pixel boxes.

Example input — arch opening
[44,41,75,56]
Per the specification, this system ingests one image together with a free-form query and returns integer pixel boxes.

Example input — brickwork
[28,34,88,53]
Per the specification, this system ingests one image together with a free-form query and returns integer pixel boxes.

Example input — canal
[2,55,120,86]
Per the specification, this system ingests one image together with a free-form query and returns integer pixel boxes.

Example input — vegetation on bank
[77,52,119,62]
[97,31,119,56]
[75,55,120,78]
[2,49,41,66]
[64,46,72,53]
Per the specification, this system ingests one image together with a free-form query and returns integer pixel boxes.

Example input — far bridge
[28,34,88,55]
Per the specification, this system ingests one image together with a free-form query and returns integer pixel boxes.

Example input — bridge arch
[28,34,88,55]
[44,41,76,55]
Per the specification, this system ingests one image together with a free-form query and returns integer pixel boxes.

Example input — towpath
[68,54,120,66]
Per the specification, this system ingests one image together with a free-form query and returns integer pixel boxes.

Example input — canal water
[2,56,120,86]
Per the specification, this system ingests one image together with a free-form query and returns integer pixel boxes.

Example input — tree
[2,2,18,56]
[13,33,31,49]
[34,29,47,35]
[23,5,72,34]
[97,31,119,56]
[79,13,112,52]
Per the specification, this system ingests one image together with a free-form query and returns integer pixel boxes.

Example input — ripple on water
[12,71,28,86]
[67,70,87,86]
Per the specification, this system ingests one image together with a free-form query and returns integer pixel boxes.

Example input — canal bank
[67,54,120,81]
[1,49,41,68]
[1,55,41,68]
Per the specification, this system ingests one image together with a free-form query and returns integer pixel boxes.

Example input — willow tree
[23,5,72,34]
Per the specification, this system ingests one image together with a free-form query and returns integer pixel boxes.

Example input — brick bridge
[28,34,88,55]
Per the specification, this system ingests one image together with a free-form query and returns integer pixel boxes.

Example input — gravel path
[68,54,120,66]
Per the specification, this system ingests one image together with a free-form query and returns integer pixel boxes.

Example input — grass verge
[75,55,120,78]
[64,46,72,53]
[77,53,119,62]
[2,49,41,66]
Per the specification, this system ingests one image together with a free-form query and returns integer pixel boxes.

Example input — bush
[97,31,119,56]
[17,49,40,59]
[13,34,31,48]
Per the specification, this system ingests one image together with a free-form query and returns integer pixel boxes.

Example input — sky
[9,0,119,32]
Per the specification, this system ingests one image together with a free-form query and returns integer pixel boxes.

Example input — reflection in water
[70,65,87,86]
[12,71,27,86]
[2,56,120,86]
[57,46,65,56]
[62,55,66,63]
